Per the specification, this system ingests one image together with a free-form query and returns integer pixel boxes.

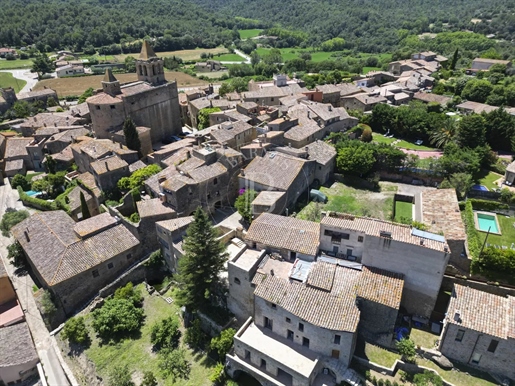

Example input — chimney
[420,239,424,245]
[111,136,115,143]
[307,111,310,118]
[24,229,30,242]
[187,150,191,159]
[34,117,37,122]
[305,146,309,152]
[241,170,245,177]
[259,140,262,148]
[328,105,332,111]
[270,269,274,276]
[288,143,291,148]
[119,142,122,149]
[105,161,109,171]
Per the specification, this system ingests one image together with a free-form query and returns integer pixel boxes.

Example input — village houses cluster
[1,42,514,386]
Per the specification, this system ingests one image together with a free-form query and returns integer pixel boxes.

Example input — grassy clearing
[410,327,438,349]
[197,71,229,79]
[394,201,412,222]
[239,29,262,39]
[364,343,400,368]
[296,181,396,221]
[80,284,215,386]
[34,71,208,97]
[0,72,27,92]
[476,170,502,191]
[372,133,436,151]
[418,358,497,386]
[363,66,381,74]
[214,53,246,61]
[113,47,229,62]
[0,58,33,70]
[480,215,515,247]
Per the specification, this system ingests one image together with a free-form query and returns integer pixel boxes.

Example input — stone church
[87,41,182,144]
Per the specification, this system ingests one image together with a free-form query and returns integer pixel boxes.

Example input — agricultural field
[254,48,392,64]
[113,47,229,62]
[362,66,382,74]
[33,71,208,97]
[0,72,26,92]
[0,58,33,70]
[213,53,246,61]
[239,29,263,39]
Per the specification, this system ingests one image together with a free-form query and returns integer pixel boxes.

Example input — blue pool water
[471,184,489,192]
[25,190,39,196]
[477,213,499,233]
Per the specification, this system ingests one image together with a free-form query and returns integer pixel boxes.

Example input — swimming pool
[475,212,501,234]
[25,190,39,197]
[471,184,489,192]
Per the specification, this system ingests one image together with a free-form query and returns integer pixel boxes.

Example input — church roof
[139,41,157,60]
[102,68,118,83]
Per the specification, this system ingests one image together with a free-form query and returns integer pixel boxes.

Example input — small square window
[299,322,304,332]
[92,269,99,278]
[107,262,114,269]
[260,359,266,369]
[245,350,251,360]
[455,329,465,342]
[96,105,100,110]
[127,253,132,260]
[110,105,116,109]
[271,303,277,309]
[334,334,341,344]
[234,277,241,285]
[286,317,291,323]
[358,236,364,242]
[303,337,310,348]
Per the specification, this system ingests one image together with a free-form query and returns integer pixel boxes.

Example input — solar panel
[411,228,446,243]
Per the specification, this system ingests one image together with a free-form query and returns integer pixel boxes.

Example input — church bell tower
[136,40,166,86]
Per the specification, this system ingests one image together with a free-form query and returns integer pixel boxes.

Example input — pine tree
[176,207,228,312]
[450,48,459,70]
[80,191,91,220]
[123,117,141,155]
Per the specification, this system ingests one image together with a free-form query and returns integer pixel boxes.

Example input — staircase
[231,237,246,248]
[323,358,361,385]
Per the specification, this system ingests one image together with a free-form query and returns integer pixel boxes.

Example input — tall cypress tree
[450,48,459,70]
[80,191,91,220]
[123,117,141,155]
[176,207,228,312]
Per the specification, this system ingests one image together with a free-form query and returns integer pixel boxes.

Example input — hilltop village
[0,41,514,386]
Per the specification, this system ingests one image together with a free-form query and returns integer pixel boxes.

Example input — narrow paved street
[0,180,76,386]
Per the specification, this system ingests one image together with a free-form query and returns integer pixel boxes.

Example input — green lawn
[0,72,26,92]
[480,215,515,248]
[364,343,400,368]
[79,284,216,386]
[239,29,262,39]
[394,201,412,222]
[419,358,497,386]
[363,66,381,74]
[0,58,33,69]
[372,133,436,151]
[214,53,247,61]
[410,327,438,349]
[476,170,502,191]
[296,181,396,221]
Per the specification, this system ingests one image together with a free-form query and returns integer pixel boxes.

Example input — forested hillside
[0,0,238,51]
[0,0,513,55]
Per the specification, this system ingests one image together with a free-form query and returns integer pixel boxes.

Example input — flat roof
[257,254,294,280]
[231,248,264,271]
[237,322,318,378]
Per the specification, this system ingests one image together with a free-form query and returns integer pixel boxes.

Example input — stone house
[439,284,515,381]
[505,161,515,185]
[251,191,288,217]
[341,93,387,112]
[17,88,58,108]
[195,60,226,72]
[4,137,33,177]
[209,109,253,128]
[470,58,511,71]
[147,137,196,166]
[412,91,451,106]
[12,211,140,315]
[17,112,85,137]
[87,42,182,144]
[209,120,256,150]
[111,126,153,157]
[226,253,404,386]
[319,213,450,318]
[136,198,177,253]
[0,322,39,385]
[283,122,325,149]
[306,140,337,186]
[67,185,100,221]
[456,101,498,115]
[155,216,194,272]
[239,152,316,212]
[71,138,138,174]
[0,47,17,57]
[44,127,90,154]
[90,155,130,191]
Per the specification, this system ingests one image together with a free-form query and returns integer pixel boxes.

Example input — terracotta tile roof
[121,81,154,97]
[245,213,320,256]
[413,92,451,105]
[152,138,196,157]
[284,122,322,142]
[67,186,93,212]
[306,140,336,165]
[420,189,466,241]
[77,172,101,198]
[156,216,194,233]
[306,261,336,291]
[162,148,192,168]
[188,162,227,182]
[210,121,253,144]
[321,213,448,252]
[90,155,128,174]
[242,152,310,191]
[0,322,38,367]
[47,127,89,144]
[129,160,147,173]
[255,275,360,332]
[251,191,286,206]
[145,166,179,194]
[446,284,513,339]
[86,92,122,105]
[52,224,139,284]
[20,112,82,128]
[5,137,32,159]
[73,138,137,158]
[137,198,176,218]
[5,159,24,172]
[177,156,205,173]
[456,101,498,114]
[73,212,117,238]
